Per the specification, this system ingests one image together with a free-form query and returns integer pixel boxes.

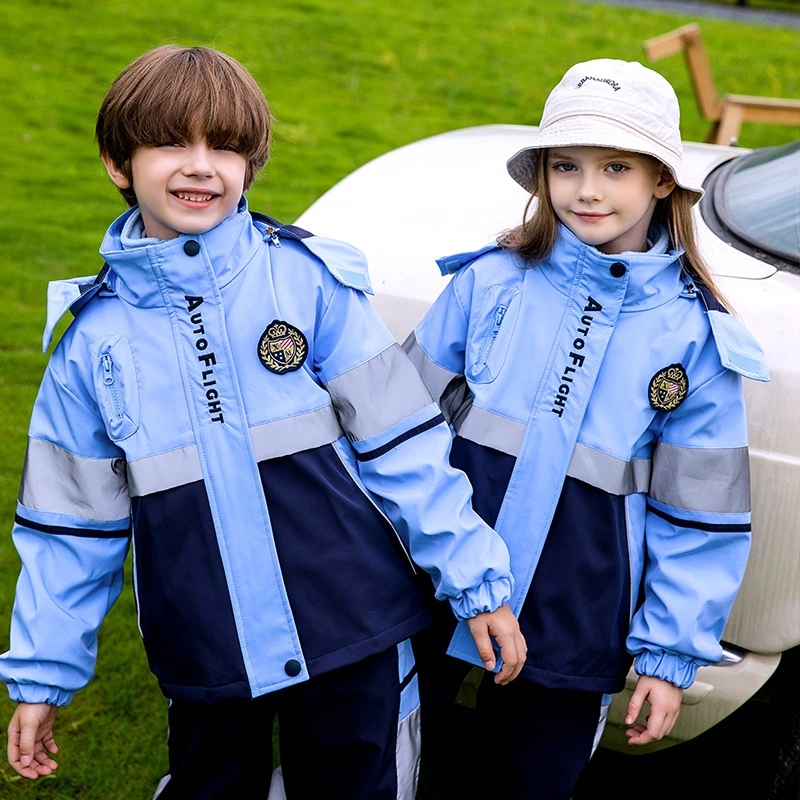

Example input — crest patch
[648,363,688,412]
[258,320,308,374]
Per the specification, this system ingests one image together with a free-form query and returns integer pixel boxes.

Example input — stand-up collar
[541,223,685,311]
[99,197,263,307]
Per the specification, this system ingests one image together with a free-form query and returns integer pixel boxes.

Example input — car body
[294,125,800,757]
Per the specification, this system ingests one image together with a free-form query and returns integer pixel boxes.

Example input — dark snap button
[183,240,200,256]
[284,659,302,677]
[610,262,626,278]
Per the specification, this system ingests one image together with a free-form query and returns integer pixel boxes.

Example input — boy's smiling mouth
[173,190,218,203]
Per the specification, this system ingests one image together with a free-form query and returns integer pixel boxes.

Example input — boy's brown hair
[96,45,272,206]
[498,147,729,309]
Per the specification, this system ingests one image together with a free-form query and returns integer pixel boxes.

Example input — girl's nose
[577,173,602,202]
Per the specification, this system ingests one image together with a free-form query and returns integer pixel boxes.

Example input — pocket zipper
[101,354,125,420]
[481,305,507,365]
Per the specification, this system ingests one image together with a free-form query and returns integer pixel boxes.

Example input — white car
[295,125,800,796]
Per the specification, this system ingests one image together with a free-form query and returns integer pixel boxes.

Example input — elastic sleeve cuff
[447,576,513,621]
[6,682,74,707]
[633,650,699,689]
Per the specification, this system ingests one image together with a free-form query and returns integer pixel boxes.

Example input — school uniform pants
[414,610,605,800]
[154,645,402,800]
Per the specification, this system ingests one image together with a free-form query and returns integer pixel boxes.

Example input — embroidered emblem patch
[648,363,688,412]
[258,320,308,374]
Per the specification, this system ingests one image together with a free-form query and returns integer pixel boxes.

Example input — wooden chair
[643,23,800,146]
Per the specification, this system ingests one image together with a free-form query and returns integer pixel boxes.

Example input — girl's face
[547,147,675,254]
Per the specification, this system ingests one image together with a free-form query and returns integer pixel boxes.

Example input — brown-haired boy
[0,45,524,797]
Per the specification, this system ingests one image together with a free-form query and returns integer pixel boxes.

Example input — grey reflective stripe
[402,333,460,406]
[20,437,129,521]
[458,406,526,457]
[567,443,651,496]
[325,343,433,442]
[128,406,344,497]
[650,442,751,513]
[250,405,343,461]
[128,444,202,497]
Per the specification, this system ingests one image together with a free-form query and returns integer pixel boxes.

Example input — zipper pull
[102,354,114,385]
[495,306,507,326]
[265,225,282,248]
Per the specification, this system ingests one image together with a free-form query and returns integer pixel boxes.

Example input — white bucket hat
[507,59,704,204]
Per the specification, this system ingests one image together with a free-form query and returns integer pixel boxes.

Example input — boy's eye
[157,142,183,149]
[215,144,240,153]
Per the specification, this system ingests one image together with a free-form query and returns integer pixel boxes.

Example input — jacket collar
[99,197,262,307]
[541,223,685,311]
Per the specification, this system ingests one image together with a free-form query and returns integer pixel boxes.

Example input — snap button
[183,240,200,256]
[284,659,301,677]
[610,262,626,278]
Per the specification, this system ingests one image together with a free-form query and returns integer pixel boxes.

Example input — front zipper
[101,353,125,420]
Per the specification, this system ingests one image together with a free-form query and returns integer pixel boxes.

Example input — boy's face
[547,146,675,254]
[103,140,247,240]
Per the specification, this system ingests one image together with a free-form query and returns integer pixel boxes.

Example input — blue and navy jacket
[0,200,513,705]
[404,223,768,693]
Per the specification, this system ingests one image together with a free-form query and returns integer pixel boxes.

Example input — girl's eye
[607,163,628,173]
[552,163,576,172]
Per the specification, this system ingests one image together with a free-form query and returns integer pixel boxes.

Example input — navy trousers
[156,646,401,799]
[414,609,603,800]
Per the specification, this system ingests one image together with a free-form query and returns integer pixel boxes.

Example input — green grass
[0,0,797,796]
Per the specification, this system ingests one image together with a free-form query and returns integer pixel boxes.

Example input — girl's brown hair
[498,147,729,309]
[96,46,272,206]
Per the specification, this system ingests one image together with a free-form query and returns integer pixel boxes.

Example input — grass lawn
[0,0,797,796]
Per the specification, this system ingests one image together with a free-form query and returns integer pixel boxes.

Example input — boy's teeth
[176,192,213,202]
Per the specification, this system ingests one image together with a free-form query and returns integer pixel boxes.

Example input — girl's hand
[7,702,59,778]
[624,675,683,746]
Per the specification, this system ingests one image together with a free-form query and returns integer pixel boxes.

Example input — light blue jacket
[405,224,768,691]
[0,201,513,706]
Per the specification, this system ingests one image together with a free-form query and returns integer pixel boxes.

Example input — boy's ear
[101,152,131,189]
[654,166,676,199]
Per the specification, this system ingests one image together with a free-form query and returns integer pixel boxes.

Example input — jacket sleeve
[627,327,761,688]
[0,355,131,706]
[313,278,512,620]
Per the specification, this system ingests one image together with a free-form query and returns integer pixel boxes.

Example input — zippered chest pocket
[90,335,140,441]
[466,284,520,384]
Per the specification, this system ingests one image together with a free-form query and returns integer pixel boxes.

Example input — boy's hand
[465,604,527,685]
[624,675,683,746]
[7,702,59,778]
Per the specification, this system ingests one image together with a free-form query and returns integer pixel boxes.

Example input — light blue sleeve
[0,358,131,706]
[314,279,512,620]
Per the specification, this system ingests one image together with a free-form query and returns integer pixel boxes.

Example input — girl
[406,59,768,799]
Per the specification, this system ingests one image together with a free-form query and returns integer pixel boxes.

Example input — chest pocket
[89,335,140,441]
[466,284,520,384]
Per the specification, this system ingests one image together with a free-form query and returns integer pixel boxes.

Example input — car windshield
[705,140,800,266]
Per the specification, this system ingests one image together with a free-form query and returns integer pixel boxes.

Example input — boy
[0,46,525,798]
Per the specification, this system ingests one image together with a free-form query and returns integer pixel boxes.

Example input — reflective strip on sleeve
[566,442,651,496]
[403,332,460,406]
[20,437,129,522]
[650,442,751,513]
[324,343,433,443]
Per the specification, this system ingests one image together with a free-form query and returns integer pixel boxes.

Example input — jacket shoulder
[252,213,373,295]
[697,285,769,382]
